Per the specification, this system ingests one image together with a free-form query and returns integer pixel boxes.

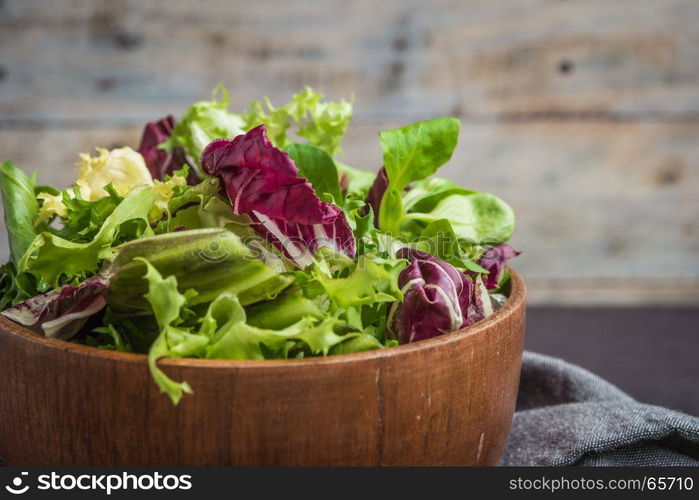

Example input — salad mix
[0,86,518,403]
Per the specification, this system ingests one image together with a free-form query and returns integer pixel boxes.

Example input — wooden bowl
[0,270,525,466]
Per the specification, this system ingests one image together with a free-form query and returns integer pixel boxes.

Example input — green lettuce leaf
[138,256,364,403]
[245,287,325,330]
[330,333,384,355]
[0,161,39,266]
[106,228,292,314]
[413,218,488,273]
[377,118,460,233]
[208,316,309,360]
[284,143,342,202]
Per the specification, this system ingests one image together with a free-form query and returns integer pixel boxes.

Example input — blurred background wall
[0,0,698,307]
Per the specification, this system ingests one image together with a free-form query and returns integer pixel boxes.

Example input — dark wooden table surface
[526,307,698,416]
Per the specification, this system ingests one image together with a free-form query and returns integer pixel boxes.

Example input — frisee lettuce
[162,85,352,168]
[18,186,155,291]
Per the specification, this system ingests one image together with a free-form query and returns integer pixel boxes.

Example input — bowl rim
[0,269,525,369]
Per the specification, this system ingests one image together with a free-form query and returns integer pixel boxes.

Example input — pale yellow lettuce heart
[76,147,153,201]
[36,147,155,225]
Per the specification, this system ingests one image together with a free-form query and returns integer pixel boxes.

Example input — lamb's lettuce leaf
[406,192,515,245]
[414,218,488,273]
[377,118,460,233]
[380,118,461,193]
[402,177,475,213]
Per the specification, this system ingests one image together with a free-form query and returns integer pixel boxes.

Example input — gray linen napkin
[501,352,699,466]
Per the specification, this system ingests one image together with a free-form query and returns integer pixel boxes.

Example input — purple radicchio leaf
[1,274,109,339]
[388,248,482,344]
[200,125,355,267]
[362,166,388,219]
[475,243,521,289]
[137,115,196,183]
[468,273,493,325]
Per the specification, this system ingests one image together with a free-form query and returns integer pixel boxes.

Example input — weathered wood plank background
[1,0,698,305]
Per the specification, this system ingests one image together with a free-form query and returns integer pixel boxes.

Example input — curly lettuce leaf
[17,186,155,290]
[330,332,384,355]
[50,184,123,242]
[162,85,246,168]
[160,85,352,176]
[141,260,200,404]
[308,253,406,337]
[0,161,39,266]
[207,310,353,360]
[313,255,405,310]
[138,258,364,403]
[243,86,352,156]
[206,316,312,360]
[75,147,153,202]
